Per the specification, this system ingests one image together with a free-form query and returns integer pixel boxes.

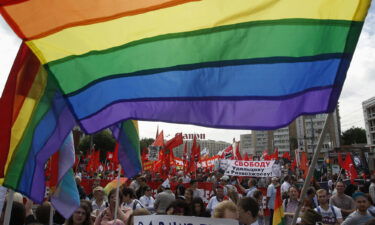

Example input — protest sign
[224,160,276,177]
[135,215,238,225]
[148,146,160,161]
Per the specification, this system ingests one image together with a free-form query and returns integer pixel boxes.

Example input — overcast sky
[1,4,374,143]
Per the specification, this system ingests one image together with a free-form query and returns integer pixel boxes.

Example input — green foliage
[341,127,367,145]
[77,130,116,159]
[140,138,155,150]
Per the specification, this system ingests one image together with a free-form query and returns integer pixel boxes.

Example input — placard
[224,160,276,177]
[135,215,238,225]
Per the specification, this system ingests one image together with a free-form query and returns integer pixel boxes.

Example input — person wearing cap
[342,192,374,225]
[314,189,343,225]
[206,185,228,215]
[220,175,236,196]
[266,177,278,225]
[92,186,108,214]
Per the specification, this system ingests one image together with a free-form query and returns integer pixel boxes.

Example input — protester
[238,197,259,225]
[330,181,356,219]
[95,189,131,225]
[190,180,203,199]
[207,185,227,214]
[0,201,26,225]
[65,202,92,225]
[121,187,144,210]
[238,178,258,198]
[212,200,238,220]
[284,186,300,224]
[315,189,343,225]
[342,192,374,225]
[154,186,175,214]
[191,197,210,217]
[166,199,189,216]
[369,178,375,205]
[281,175,291,198]
[184,188,194,205]
[266,177,278,225]
[92,186,107,215]
[139,186,155,212]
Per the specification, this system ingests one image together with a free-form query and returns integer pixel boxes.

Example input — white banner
[224,160,276,177]
[148,146,160,161]
[135,215,238,225]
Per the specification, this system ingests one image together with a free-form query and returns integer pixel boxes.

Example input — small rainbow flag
[273,187,285,225]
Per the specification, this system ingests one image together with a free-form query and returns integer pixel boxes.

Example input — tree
[77,129,116,160]
[341,127,367,145]
[140,138,155,150]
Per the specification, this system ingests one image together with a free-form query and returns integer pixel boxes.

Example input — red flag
[262,150,271,160]
[221,145,234,159]
[291,158,297,171]
[48,151,59,190]
[282,152,291,161]
[272,148,279,160]
[183,142,188,172]
[234,142,242,160]
[243,153,249,161]
[338,152,344,168]
[188,136,198,173]
[165,133,183,150]
[153,130,164,147]
[106,152,114,160]
[300,152,309,178]
[343,153,358,183]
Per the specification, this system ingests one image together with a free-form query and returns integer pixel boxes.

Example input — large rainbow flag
[0,0,372,218]
[1,0,372,132]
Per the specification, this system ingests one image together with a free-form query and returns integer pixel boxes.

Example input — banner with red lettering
[224,160,276,177]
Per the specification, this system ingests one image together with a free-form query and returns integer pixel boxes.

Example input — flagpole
[291,113,333,225]
[114,164,122,222]
[49,204,54,225]
[3,189,14,225]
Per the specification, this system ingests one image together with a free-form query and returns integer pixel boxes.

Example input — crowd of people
[2,168,375,225]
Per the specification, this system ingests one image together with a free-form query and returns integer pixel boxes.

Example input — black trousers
[269,209,274,225]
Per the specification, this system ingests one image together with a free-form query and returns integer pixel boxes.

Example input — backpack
[316,205,338,224]
[132,199,144,210]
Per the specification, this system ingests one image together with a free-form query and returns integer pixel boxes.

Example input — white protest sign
[148,146,160,161]
[135,215,238,225]
[224,160,276,177]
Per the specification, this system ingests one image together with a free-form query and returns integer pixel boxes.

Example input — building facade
[173,139,230,158]
[244,108,341,156]
[363,97,375,150]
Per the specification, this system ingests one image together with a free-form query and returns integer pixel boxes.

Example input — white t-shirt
[139,195,155,210]
[207,196,223,213]
[281,181,291,194]
[315,205,342,225]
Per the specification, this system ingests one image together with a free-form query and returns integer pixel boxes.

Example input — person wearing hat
[220,175,236,196]
[92,186,108,214]
[342,192,374,225]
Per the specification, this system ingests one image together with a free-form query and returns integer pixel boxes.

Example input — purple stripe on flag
[80,87,334,134]
[30,107,75,203]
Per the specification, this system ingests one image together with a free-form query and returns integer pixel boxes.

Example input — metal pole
[3,189,14,225]
[114,164,122,221]
[49,203,54,225]
[291,113,332,225]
